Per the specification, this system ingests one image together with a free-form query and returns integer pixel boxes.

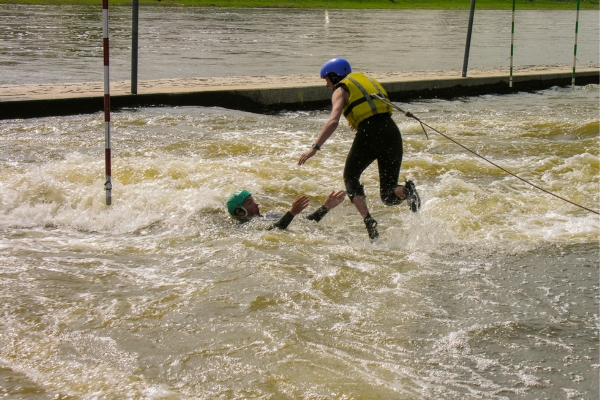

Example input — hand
[289,195,310,216]
[297,148,318,166]
[323,190,346,210]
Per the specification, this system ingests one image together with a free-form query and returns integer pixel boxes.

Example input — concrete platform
[0,68,597,120]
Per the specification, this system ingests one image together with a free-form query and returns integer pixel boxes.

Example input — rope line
[371,94,599,216]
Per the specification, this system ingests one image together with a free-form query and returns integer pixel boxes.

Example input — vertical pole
[509,0,516,88]
[462,0,476,77]
[572,0,580,89]
[131,0,139,94]
[103,0,112,205]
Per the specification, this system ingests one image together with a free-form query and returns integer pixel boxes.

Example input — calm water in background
[0,5,599,85]
[0,4,599,400]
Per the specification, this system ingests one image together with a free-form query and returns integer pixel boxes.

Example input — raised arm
[323,190,346,210]
[269,195,310,230]
[306,190,346,222]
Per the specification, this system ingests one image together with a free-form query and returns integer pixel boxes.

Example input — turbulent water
[1,6,599,85]
[1,4,599,399]
[0,83,598,398]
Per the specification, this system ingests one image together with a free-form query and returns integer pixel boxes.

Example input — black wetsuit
[236,205,331,230]
[343,113,404,206]
[268,205,329,230]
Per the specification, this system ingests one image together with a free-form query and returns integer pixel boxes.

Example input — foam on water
[0,87,598,398]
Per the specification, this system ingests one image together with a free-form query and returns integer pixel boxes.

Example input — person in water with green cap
[227,189,346,230]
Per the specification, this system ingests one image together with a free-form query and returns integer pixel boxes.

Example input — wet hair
[327,72,345,85]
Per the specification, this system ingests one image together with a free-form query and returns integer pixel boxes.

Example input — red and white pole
[103,0,112,205]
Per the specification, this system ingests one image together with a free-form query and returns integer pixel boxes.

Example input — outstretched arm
[297,88,347,166]
[323,190,346,210]
[306,190,346,222]
[289,195,310,216]
[269,195,310,230]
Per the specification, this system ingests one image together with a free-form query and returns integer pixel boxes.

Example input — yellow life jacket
[339,72,392,129]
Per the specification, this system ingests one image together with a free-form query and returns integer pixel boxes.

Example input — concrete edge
[1,70,598,120]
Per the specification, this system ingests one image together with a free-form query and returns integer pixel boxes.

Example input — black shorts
[343,113,404,206]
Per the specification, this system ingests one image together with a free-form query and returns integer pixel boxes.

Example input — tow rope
[370,94,600,216]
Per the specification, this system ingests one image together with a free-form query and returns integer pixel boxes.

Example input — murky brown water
[1,4,599,399]
[0,83,598,398]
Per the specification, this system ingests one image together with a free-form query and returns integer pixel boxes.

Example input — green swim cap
[227,189,251,216]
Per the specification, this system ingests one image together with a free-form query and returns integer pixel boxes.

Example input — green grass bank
[1,0,598,9]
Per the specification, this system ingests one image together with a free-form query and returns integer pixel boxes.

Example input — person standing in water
[297,58,420,240]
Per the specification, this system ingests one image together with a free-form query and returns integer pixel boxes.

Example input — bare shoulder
[332,86,349,105]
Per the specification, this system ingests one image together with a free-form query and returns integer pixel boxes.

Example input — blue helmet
[320,58,351,79]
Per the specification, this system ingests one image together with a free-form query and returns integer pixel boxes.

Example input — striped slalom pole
[509,0,516,88]
[572,0,580,89]
[103,0,112,205]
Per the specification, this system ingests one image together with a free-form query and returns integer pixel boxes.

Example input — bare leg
[352,195,379,240]
[394,185,406,200]
[352,195,370,219]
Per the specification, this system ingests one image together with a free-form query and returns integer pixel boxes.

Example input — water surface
[1,6,598,85]
[0,85,598,398]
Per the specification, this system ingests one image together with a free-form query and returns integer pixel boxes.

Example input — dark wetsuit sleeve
[268,212,295,230]
[306,205,329,222]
